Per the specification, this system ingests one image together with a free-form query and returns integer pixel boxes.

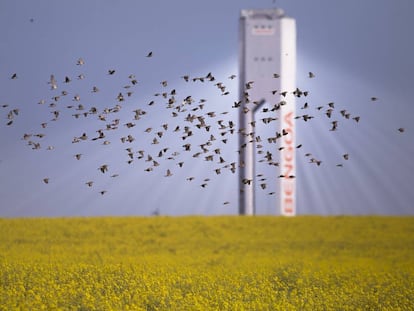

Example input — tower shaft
[238,9,296,216]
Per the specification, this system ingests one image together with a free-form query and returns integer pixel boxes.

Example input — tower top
[241,8,286,20]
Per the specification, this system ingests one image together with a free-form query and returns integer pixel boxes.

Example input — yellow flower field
[0,216,413,310]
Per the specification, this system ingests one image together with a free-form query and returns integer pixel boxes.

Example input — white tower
[238,8,296,216]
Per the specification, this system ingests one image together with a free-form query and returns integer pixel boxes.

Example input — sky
[1,0,413,217]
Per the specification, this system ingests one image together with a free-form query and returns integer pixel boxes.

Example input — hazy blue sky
[1,0,413,217]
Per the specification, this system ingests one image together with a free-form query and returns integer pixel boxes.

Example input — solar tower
[238,8,296,216]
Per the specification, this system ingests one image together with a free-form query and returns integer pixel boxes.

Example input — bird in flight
[3,54,398,214]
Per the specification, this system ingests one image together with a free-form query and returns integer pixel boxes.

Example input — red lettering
[280,109,296,215]
[281,110,294,177]
[284,145,294,162]
[284,111,294,127]
[282,163,293,178]
[283,180,294,196]
[282,197,294,214]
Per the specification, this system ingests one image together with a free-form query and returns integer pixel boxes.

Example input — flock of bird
[1,53,405,209]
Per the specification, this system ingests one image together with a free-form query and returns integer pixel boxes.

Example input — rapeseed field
[0,216,413,310]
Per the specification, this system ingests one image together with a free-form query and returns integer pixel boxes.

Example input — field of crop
[0,216,413,310]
